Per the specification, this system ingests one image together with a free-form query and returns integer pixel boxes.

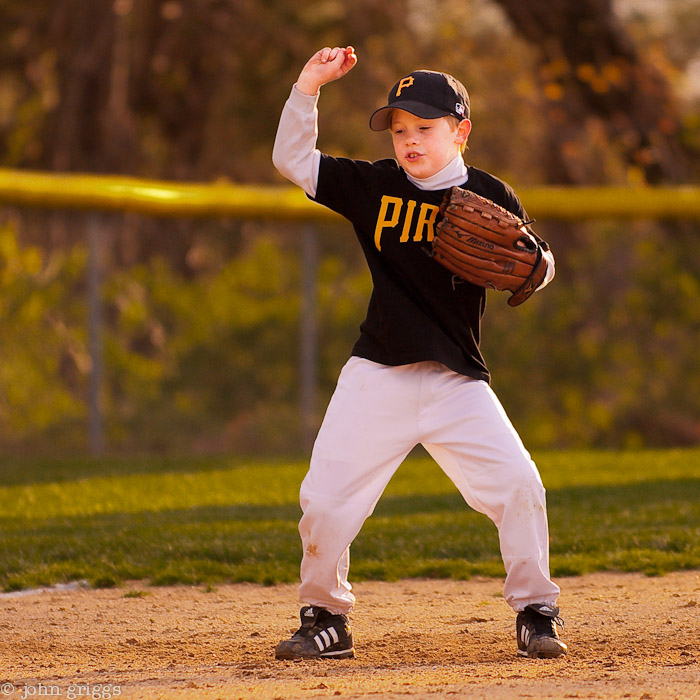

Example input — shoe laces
[294,606,346,637]
[526,609,564,635]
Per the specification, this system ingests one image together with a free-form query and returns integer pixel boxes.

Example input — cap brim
[369,102,454,131]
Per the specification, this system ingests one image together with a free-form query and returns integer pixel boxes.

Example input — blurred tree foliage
[495,0,698,184]
[0,0,699,454]
[5,0,697,188]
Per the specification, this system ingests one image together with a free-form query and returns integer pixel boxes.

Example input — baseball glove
[432,187,549,306]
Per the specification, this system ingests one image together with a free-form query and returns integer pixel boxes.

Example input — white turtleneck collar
[406,154,468,191]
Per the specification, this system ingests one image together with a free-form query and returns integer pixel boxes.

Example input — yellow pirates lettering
[413,203,439,242]
[395,76,414,97]
[374,196,440,250]
[374,196,403,250]
[400,200,417,242]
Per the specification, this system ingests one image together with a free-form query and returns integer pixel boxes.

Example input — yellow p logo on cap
[395,76,414,97]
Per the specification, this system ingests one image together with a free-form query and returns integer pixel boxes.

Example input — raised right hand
[296,46,358,96]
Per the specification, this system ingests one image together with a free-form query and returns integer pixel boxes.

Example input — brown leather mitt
[432,186,549,306]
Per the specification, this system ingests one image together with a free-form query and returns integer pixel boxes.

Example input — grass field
[1,447,699,591]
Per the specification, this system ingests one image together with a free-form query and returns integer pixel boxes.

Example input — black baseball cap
[369,70,470,131]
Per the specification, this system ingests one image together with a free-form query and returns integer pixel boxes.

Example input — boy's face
[389,110,471,179]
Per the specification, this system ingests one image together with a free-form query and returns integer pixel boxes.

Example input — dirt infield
[1,571,699,700]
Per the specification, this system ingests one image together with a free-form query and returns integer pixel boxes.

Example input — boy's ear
[456,119,472,146]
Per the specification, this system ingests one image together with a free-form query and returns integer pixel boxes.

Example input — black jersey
[312,155,527,383]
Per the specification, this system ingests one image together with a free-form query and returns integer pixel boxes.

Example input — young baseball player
[272,46,566,660]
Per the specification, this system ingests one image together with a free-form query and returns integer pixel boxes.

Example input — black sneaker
[275,606,355,660]
[516,603,567,659]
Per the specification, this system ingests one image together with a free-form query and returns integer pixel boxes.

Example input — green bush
[0,223,87,450]
[0,219,698,455]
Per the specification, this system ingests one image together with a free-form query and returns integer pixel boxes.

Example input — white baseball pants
[298,357,560,615]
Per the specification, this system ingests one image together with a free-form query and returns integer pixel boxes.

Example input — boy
[272,46,565,660]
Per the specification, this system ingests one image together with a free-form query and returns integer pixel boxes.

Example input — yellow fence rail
[2,167,700,220]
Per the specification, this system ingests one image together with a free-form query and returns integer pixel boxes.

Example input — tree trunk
[494,0,696,184]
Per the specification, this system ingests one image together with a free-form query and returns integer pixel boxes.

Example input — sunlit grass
[1,448,699,590]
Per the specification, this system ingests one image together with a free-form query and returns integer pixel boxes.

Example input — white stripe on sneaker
[320,630,331,647]
[329,626,339,644]
[321,647,354,657]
